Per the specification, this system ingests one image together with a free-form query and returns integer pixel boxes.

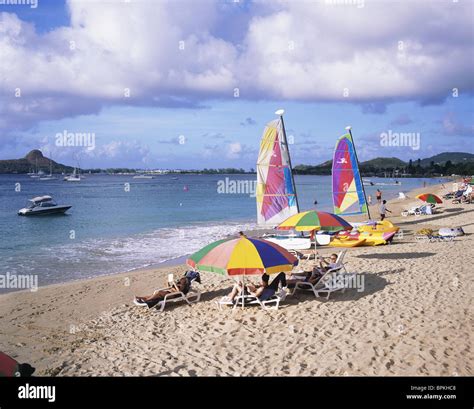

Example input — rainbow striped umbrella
[276,210,352,232]
[186,236,297,276]
[416,193,442,204]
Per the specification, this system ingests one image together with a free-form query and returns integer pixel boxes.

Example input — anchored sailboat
[332,126,371,218]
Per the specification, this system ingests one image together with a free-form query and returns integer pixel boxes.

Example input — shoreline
[0,176,449,294]
[1,179,472,376]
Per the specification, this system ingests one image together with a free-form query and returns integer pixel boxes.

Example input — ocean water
[0,174,442,290]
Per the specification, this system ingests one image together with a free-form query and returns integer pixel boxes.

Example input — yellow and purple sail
[256,114,299,226]
[332,132,368,216]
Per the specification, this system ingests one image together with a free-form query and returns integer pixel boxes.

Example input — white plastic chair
[134,274,201,312]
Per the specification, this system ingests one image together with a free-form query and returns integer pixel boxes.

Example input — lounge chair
[134,273,201,312]
[401,204,432,216]
[216,289,287,311]
[290,266,352,300]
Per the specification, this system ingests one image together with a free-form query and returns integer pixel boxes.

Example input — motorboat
[18,196,72,216]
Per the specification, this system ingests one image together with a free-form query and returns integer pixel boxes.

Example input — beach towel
[439,227,464,237]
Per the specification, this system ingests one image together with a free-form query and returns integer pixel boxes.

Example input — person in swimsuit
[135,276,191,308]
[228,273,287,302]
[376,189,382,203]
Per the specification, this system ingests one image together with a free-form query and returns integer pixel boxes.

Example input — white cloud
[0,0,473,133]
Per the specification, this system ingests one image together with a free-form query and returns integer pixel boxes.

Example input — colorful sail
[332,132,368,216]
[256,118,298,226]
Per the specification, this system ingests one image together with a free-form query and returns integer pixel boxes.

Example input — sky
[0,0,473,170]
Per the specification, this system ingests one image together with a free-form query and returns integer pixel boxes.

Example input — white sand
[0,182,472,376]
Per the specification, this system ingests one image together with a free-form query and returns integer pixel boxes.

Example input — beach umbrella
[416,193,442,204]
[187,236,297,309]
[276,210,352,232]
[187,236,297,276]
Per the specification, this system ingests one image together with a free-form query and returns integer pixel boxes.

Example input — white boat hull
[265,237,311,250]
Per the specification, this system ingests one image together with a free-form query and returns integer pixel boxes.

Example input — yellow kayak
[329,238,366,248]
[357,220,399,235]
[357,232,388,246]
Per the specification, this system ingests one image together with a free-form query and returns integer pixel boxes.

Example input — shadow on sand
[398,208,474,226]
[355,252,435,260]
[287,272,390,304]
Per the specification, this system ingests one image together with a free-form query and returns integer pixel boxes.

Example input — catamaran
[331,126,399,246]
[256,109,311,250]
[332,126,370,218]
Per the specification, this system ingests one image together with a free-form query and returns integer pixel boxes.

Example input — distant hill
[0,150,74,174]
[294,151,474,176]
[418,152,474,166]
[360,157,407,169]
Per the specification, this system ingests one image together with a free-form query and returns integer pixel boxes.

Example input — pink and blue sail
[332,132,368,216]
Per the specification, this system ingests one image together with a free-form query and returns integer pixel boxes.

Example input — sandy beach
[1,181,472,376]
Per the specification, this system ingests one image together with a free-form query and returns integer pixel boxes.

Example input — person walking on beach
[379,200,392,221]
[376,189,382,204]
[368,195,372,205]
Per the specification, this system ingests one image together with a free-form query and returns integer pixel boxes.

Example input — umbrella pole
[313,229,317,258]
[242,275,245,310]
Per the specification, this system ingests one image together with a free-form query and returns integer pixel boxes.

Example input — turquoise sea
[0,174,444,290]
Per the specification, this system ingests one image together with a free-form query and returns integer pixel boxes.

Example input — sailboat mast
[277,109,300,213]
[346,126,371,220]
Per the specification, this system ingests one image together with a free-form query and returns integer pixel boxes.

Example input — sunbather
[134,271,200,308]
[316,253,339,272]
[228,272,287,302]
[286,253,339,287]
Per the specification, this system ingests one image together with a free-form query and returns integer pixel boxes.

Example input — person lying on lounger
[228,272,287,302]
[286,253,339,287]
[134,271,200,308]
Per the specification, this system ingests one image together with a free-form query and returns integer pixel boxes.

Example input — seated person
[287,253,339,286]
[315,253,339,273]
[134,271,199,307]
[247,272,287,301]
[228,273,287,302]
[287,267,322,287]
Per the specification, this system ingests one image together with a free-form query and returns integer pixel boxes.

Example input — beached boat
[332,127,370,218]
[263,233,312,250]
[18,195,71,216]
[329,237,366,247]
[256,110,310,250]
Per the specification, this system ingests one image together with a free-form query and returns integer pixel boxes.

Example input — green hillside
[0,150,74,174]
[418,152,474,166]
